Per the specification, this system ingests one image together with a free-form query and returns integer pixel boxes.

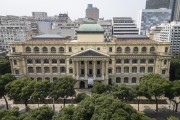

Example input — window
[44,67,50,73]
[34,47,39,53]
[69,59,72,64]
[37,77,42,82]
[117,47,122,53]
[51,47,56,53]
[42,47,48,53]
[125,47,130,53]
[124,77,129,83]
[132,59,138,64]
[148,67,153,73]
[133,47,138,53]
[116,77,121,83]
[12,47,16,52]
[36,67,42,73]
[97,61,100,65]
[142,47,147,53]
[140,59,146,64]
[13,60,17,65]
[60,59,65,64]
[132,77,136,83]
[59,47,64,53]
[69,68,73,73]
[89,61,92,64]
[81,61,84,65]
[26,47,31,53]
[140,67,145,73]
[97,47,100,50]
[45,77,50,81]
[164,60,167,65]
[44,59,49,64]
[116,59,121,64]
[124,59,129,64]
[124,67,129,73]
[162,70,166,75]
[15,70,19,75]
[132,67,137,73]
[109,59,112,64]
[60,67,66,73]
[109,47,112,52]
[28,67,34,73]
[27,59,33,64]
[81,48,84,50]
[150,47,155,53]
[116,67,121,73]
[35,59,41,64]
[52,67,58,73]
[165,47,168,53]
[69,47,72,52]
[148,59,154,64]
[53,77,58,81]
[52,59,57,64]
[108,68,112,73]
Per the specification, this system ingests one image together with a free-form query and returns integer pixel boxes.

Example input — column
[73,60,76,78]
[102,61,105,79]
[105,60,108,78]
[93,60,96,79]
[76,61,79,79]
[85,60,88,79]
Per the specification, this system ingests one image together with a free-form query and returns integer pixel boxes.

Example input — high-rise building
[32,12,47,19]
[149,21,180,55]
[86,4,99,21]
[145,0,171,9]
[170,0,180,21]
[112,17,139,36]
[137,9,171,35]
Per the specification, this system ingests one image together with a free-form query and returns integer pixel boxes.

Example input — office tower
[149,21,180,55]
[146,0,171,9]
[32,12,47,19]
[170,0,180,21]
[137,9,171,35]
[112,17,139,36]
[86,4,99,21]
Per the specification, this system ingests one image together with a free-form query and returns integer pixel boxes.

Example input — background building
[145,0,171,9]
[112,17,139,36]
[170,0,180,21]
[137,9,171,35]
[86,4,99,21]
[32,12,48,19]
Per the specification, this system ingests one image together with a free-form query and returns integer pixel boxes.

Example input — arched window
[116,77,121,83]
[53,77,58,81]
[117,47,122,53]
[108,68,112,73]
[42,47,48,53]
[52,67,58,73]
[150,47,155,53]
[132,59,138,64]
[69,59,72,64]
[60,67,66,73]
[140,59,146,64]
[124,77,129,83]
[28,67,34,73]
[35,59,41,64]
[69,68,73,74]
[26,47,31,53]
[132,67,137,73]
[140,67,145,73]
[27,59,33,64]
[116,59,121,64]
[109,59,112,64]
[52,59,57,64]
[37,77,42,82]
[124,67,129,73]
[132,77,137,83]
[116,67,121,73]
[36,67,42,73]
[124,59,129,64]
[51,47,56,53]
[44,67,50,73]
[60,59,65,64]
[133,47,138,53]
[148,59,154,64]
[44,59,49,64]
[34,47,39,53]
[142,47,147,53]
[148,67,153,73]
[59,47,64,53]
[45,77,50,82]
[125,47,130,53]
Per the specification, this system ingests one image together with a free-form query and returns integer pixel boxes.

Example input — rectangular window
[69,47,72,52]
[12,47,16,52]
[165,47,168,53]
[109,47,112,52]
[14,60,17,65]
[15,70,19,75]
[162,70,166,75]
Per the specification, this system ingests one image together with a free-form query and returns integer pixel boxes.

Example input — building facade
[112,17,139,36]
[86,4,99,21]
[146,0,171,9]
[137,9,171,35]
[170,0,180,21]
[149,21,180,55]
[8,24,171,88]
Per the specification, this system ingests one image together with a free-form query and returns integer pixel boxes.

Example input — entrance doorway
[79,81,85,88]
[108,78,112,85]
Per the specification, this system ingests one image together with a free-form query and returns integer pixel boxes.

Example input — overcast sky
[0,0,146,20]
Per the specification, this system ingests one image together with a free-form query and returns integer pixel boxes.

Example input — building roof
[32,34,66,39]
[77,23,104,33]
[114,35,149,39]
[114,39,158,44]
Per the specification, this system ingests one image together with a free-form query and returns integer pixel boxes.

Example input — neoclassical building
[8,24,171,88]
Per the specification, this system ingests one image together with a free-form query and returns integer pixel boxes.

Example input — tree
[0,56,11,75]
[32,80,51,104]
[170,56,180,81]
[165,80,180,112]
[49,76,76,107]
[0,74,16,109]
[140,73,170,112]
[167,116,179,120]
[6,77,35,110]
[0,107,19,120]
[91,83,108,94]
[74,93,89,103]
[56,94,150,120]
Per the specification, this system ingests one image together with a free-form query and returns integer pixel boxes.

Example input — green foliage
[56,94,150,120]
[22,106,54,120]
[0,107,20,120]
[167,116,179,120]
[170,56,180,81]
[91,83,108,94]
[74,93,89,103]
[0,56,11,75]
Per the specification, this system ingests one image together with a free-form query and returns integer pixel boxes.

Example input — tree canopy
[0,56,11,75]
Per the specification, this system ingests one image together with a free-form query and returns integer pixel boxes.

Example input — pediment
[71,49,109,58]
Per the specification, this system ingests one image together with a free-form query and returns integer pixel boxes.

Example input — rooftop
[77,23,104,33]
[114,39,158,44]
[32,34,66,39]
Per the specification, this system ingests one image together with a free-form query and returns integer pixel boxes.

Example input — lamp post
[52,97,55,112]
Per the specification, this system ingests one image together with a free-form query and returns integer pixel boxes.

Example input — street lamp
[52,97,55,112]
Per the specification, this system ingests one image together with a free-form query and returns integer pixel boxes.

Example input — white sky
[0,0,146,20]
